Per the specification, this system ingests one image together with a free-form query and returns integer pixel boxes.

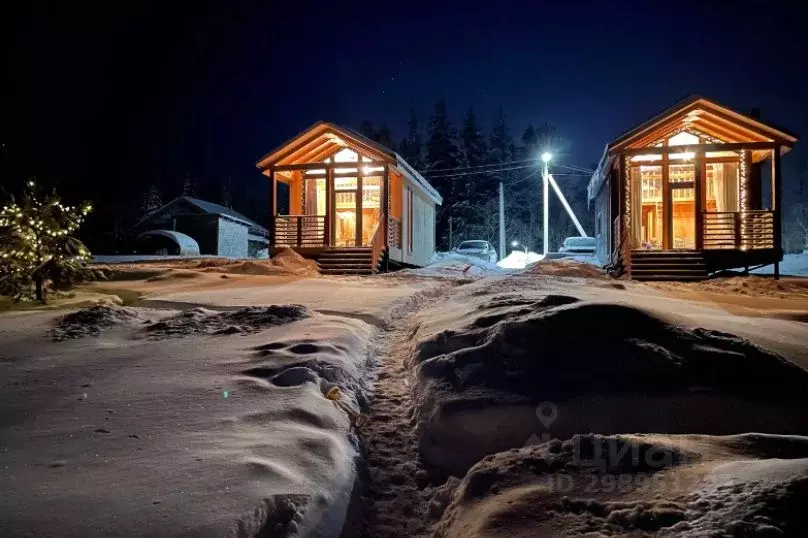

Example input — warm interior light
[670,151,696,161]
[668,132,700,146]
[631,154,663,162]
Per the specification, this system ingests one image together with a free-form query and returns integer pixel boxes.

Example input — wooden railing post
[296,217,302,247]
[734,212,741,249]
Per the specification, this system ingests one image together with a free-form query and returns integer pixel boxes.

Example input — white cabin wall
[396,180,437,267]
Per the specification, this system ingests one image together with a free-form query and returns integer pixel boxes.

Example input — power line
[424,157,541,174]
[425,163,539,180]
[554,163,596,174]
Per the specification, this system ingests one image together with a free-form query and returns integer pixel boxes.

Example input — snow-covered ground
[0,271,446,537]
[2,260,808,537]
[752,252,808,276]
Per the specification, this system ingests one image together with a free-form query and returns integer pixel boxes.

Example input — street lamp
[540,152,552,256]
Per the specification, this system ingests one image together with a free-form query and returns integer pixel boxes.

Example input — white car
[454,240,498,263]
[558,236,597,255]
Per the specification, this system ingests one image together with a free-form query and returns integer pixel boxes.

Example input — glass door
[334,177,357,247]
[668,164,696,249]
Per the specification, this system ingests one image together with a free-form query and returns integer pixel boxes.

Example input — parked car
[454,240,498,263]
[558,236,597,255]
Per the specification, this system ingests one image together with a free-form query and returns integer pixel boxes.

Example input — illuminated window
[668,132,700,146]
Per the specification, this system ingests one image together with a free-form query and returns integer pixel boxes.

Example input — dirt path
[350,290,449,538]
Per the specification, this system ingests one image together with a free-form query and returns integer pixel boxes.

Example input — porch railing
[274,215,326,247]
[370,220,386,272]
[703,210,775,250]
[388,217,402,249]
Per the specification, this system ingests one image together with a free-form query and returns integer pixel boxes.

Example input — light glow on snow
[497,250,544,269]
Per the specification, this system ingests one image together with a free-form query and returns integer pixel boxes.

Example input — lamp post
[541,152,552,256]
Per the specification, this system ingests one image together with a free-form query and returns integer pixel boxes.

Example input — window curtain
[710,163,739,212]
[722,163,739,212]
[630,166,642,248]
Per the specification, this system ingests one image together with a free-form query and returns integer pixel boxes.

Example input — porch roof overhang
[256,121,443,206]
[587,95,800,202]
[256,122,396,171]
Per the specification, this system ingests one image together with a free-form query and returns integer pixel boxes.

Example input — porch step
[316,248,375,275]
[630,250,708,281]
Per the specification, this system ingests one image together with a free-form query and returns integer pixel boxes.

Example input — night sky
[7,0,808,238]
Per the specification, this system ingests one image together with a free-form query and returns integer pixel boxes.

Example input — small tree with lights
[0,179,99,303]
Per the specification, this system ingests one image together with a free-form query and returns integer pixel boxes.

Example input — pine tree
[182,173,198,197]
[358,120,375,140]
[376,123,393,149]
[399,108,424,170]
[425,98,459,249]
[456,106,488,244]
[220,177,233,209]
[140,185,163,217]
[0,179,97,302]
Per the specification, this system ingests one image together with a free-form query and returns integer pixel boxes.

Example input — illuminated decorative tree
[0,180,97,303]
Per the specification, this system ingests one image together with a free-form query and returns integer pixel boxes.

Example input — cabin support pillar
[772,146,782,279]
[694,151,705,250]
[269,167,277,245]
[325,166,333,247]
[356,163,363,247]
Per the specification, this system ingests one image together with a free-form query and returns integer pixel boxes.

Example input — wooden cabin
[256,122,442,274]
[588,96,798,281]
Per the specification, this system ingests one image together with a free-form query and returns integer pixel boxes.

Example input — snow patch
[145,305,312,338]
[52,301,142,340]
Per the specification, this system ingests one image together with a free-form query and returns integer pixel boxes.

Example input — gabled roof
[256,121,396,169]
[587,95,800,202]
[256,121,442,205]
[607,95,798,152]
[135,196,268,234]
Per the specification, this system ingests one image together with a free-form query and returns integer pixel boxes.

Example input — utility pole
[542,153,551,256]
[498,181,506,259]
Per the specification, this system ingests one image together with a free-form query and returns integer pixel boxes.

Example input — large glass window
[632,165,663,249]
[705,162,739,212]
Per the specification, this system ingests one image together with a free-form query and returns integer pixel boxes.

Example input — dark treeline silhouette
[359,100,594,253]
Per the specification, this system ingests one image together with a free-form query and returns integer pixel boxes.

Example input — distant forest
[114,99,596,255]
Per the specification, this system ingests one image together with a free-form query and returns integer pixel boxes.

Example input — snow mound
[146,305,311,338]
[648,274,808,298]
[194,249,319,277]
[52,301,141,340]
[405,251,503,278]
[433,433,808,537]
[412,299,808,474]
[520,258,608,279]
[497,250,544,270]
[269,247,320,276]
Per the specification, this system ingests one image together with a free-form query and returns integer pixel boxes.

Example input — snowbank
[145,304,312,337]
[520,258,607,279]
[403,251,502,278]
[1,307,375,537]
[432,433,808,537]
[409,278,808,475]
[752,252,808,277]
[496,250,544,270]
[52,301,143,340]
